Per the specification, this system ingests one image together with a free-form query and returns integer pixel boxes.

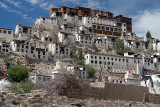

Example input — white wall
[0,28,13,40]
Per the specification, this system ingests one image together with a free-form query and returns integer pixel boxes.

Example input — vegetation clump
[86,65,95,78]
[8,65,29,82]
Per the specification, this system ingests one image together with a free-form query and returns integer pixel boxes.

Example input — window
[95,61,97,64]
[97,26,100,29]
[99,56,101,59]
[99,61,102,64]
[3,30,7,34]
[38,77,41,80]
[91,60,93,63]
[8,31,11,34]
[6,49,8,52]
[0,30,2,33]
[106,27,109,31]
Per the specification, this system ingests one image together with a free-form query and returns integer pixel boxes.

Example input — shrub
[86,65,95,78]
[8,65,29,82]
[11,80,37,94]
[77,60,84,65]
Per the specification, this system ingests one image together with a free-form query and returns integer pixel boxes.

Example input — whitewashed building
[58,32,76,44]
[15,24,33,37]
[49,43,71,57]
[153,41,160,52]
[35,17,58,29]
[0,41,10,53]
[11,39,48,61]
[85,53,155,76]
[41,36,54,44]
[29,74,52,86]
[0,28,13,40]
[60,24,78,34]
[67,66,87,78]
[94,36,117,50]
[75,33,94,46]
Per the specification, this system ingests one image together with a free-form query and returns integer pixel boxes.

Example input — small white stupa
[0,79,11,92]
[124,70,139,85]
[124,71,133,80]
[52,60,67,79]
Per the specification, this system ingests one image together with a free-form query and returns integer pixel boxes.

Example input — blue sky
[0,0,160,39]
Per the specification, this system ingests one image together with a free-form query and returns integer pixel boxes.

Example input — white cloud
[0,1,8,9]
[83,0,106,10]
[5,0,21,8]
[133,9,160,39]
[26,0,43,5]
[0,1,33,21]
[26,0,55,10]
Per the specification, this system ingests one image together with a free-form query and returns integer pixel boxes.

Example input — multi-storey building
[76,32,94,46]
[15,24,33,37]
[0,41,10,53]
[85,53,155,76]
[114,15,132,32]
[94,36,117,50]
[49,43,71,57]
[35,17,59,30]
[11,39,48,60]
[0,28,13,40]
[86,23,122,37]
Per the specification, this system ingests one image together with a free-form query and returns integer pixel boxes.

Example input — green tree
[78,49,83,60]
[8,65,29,82]
[73,45,77,58]
[146,31,152,39]
[115,39,125,56]
[86,65,95,78]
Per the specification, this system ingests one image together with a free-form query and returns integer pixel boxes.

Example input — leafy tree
[78,49,83,60]
[115,39,125,56]
[8,65,29,82]
[86,65,95,78]
[146,31,152,39]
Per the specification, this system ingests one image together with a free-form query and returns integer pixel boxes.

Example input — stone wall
[66,83,153,103]
[104,83,149,102]
[148,94,160,104]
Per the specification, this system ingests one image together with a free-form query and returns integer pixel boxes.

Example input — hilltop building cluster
[1,6,160,85]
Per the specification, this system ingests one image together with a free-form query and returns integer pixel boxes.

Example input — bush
[11,80,37,94]
[8,65,29,82]
[77,60,84,65]
[86,65,95,78]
